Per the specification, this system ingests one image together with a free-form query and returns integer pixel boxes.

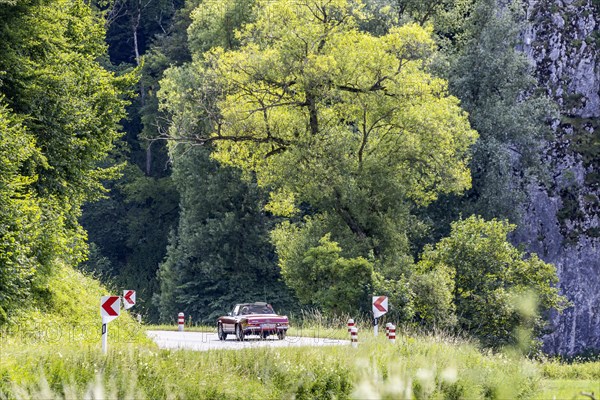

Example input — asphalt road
[146,330,350,351]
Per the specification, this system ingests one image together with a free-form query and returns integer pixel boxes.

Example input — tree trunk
[132,3,145,105]
[146,141,152,176]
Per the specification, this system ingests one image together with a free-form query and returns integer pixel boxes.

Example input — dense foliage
[156,146,295,323]
[0,0,133,322]
[79,0,190,319]
[446,0,557,222]
[417,216,566,348]
[0,104,40,322]
[159,0,481,319]
[0,0,569,349]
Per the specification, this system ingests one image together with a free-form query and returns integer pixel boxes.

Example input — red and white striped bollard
[178,312,185,332]
[347,318,355,333]
[350,326,358,348]
[389,324,396,344]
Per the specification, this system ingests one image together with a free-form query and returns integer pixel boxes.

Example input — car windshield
[238,304,275,315]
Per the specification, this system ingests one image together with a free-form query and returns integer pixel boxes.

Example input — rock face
[516,0,600,355]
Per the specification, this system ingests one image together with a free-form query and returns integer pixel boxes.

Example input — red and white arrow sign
[123,290,136,310]
[101,296,120,323]
[372,295,388,318]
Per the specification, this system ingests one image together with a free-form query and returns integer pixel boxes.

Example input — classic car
[217,302,289,341]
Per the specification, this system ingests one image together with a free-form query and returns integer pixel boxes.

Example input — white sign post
[100,296,121,354]
[123,290,136,310]
[372,295,388,336]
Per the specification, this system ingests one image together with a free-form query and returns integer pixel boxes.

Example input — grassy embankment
[1,266,598,399]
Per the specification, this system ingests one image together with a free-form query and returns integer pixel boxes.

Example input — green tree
[164,0,477,312]
[0,0,133,322]
[156,146,294,323]
[410,261,456,330]
[0,0,134,269]
[273,229,373,315]
[187,0,257,55]
[447,0,556,222]
[413,0,557,248]
[359,0,474,45]
[0,102,42,322]
[419,215,566,348]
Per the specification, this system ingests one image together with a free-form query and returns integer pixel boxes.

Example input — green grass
[535,379,599,400]
[3,321,599,399]
[1,267,597,399]
[541,360,600,380]
[536,360,600,400]
[0,330,557,399]
[3,263,147,343]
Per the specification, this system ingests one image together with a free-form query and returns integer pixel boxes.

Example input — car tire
[217,323,227,341]
[277,330,286,340]
[235,324,245,341]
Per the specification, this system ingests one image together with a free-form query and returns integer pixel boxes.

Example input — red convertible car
[217,302,289,341]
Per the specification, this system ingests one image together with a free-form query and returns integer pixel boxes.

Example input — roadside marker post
[100,296,121,354]
[347,318,355,333]
[385,322,392,339]
[389,324,396,344]
[372,296,388,336]
[102,323,107,352]
[178,312,185,332]
[350,326,358,348]
[123,290,136,310]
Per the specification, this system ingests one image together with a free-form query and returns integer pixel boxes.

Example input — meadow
[2,322,599,399]
[1,265,597,399]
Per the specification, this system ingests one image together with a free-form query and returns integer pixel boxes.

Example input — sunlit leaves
[419,215,566,348]
[160,0,477,315]
[198,0,477,263]
[0,101,41,322]
[0,0,134,321]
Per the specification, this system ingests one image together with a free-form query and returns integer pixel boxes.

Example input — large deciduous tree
[165,0,477,312]
[155,0,294,322]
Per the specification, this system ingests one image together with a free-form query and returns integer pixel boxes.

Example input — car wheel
[235,324,245,341]
[217,323,227,341]
[277,330,286,340]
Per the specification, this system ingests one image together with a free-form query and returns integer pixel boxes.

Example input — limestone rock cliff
[516,0,599,355]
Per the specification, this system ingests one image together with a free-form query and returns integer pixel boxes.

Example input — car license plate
[261,324,276,329]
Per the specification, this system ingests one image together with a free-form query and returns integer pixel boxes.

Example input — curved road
[147,330,350,351]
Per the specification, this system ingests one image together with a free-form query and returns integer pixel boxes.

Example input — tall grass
[3,324,599,399]
[1,269,597,399]
[0,329,556,399]
[2,263,147,345]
